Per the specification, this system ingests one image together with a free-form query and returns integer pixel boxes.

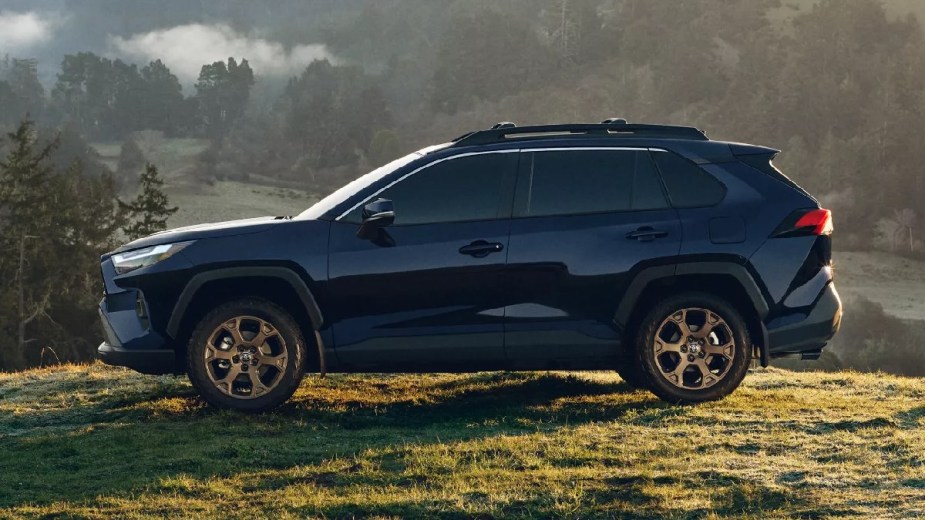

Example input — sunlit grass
[1,364,923,518]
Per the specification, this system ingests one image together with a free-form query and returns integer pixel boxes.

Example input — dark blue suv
[98,120,842,411]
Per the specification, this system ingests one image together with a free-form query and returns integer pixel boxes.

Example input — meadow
[1,365,923,518]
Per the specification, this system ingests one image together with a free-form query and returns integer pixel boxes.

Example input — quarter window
[345,153,513,225]
[652,150,726,208]
[516,150,668,217]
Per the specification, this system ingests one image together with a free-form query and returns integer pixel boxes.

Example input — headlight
[112,241,193,275]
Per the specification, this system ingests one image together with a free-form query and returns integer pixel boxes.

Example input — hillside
[836,251,925,322]
[1,364,923,518]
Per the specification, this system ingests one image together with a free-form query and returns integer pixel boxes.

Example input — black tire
[187,298,306,412]
[615,352,648,389]
[634,292,751,404]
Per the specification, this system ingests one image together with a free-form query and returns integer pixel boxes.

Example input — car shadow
[1,371,676,511]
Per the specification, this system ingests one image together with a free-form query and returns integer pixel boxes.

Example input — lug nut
[680,345,688,353]
[699,352,705,358]
[241,365,249,372]
[688,354,695,362]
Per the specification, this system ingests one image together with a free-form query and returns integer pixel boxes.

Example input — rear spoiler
[728,142,780,158]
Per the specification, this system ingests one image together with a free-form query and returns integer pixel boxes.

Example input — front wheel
[187,299,306,412]
[635,293,751,403]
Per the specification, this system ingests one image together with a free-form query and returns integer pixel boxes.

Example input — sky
[0,3,336,88]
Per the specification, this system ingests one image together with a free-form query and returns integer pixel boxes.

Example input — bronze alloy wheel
[651,307,735,390]
[203,316,288,399]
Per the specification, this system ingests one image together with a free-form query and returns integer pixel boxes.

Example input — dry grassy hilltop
[1,365,923,518]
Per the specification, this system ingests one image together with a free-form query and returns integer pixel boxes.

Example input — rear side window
[516,150,668,217]
[344,152,514,225]
[652,150,726,208]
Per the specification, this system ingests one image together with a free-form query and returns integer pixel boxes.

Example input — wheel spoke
[669,309,692,336]
[259,353,287,370]
[654,339,682,354]
[214,364,243,394]
[249,321,279,349]
[221,318,245,344]
[248,370,270,396]
[205,345,234,361]
[664,360,688,385]
[691,358,713,388]
[695,311,726,339]
[704,341,735,359]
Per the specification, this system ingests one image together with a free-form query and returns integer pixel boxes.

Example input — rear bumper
[767,283,842,358]
[98,342,176,375]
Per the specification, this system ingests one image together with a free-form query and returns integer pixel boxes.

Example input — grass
[166,181,318,228]
[1,365,923,518]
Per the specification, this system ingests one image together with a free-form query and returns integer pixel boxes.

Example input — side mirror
[362,198,395,227]
[357,198,395,241]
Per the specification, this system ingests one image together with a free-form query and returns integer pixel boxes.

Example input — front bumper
[767,282,842,358]
[98,287,177,375]
[98,342,176,375]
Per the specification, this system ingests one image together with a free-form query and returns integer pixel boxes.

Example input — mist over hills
[1,0,924,371]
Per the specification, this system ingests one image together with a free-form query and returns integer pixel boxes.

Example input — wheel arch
[166,267,323,350]
[616,262,771,367]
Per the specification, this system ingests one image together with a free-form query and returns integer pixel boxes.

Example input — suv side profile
[98,120,842,411]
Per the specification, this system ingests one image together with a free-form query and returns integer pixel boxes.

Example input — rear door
[503,147,682,364]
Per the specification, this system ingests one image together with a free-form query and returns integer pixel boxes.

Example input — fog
[0,0,923,375]
[109,23,334,86]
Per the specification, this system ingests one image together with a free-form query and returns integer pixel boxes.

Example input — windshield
[297,144,450,220]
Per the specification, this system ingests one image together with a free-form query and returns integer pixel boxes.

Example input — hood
[112,216,289,253]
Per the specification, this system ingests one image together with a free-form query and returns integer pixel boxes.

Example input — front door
[503,148,682,364]
[326,150,518,369]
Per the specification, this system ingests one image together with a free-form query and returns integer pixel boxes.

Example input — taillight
[795,209,833,235]
[773,208,833,237]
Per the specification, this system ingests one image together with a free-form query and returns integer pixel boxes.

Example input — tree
[120,163,178,240]
[195,58,255,137]
[139,60,185,134]
[0,119,125,370]
[0,121,57,369]
[368,129,401,165]
[117,138,146,177]
[0,58,45,122]
[894,208,917,254]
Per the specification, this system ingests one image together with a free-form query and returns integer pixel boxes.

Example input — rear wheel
[635,293,751,403]
[187,299,306,412]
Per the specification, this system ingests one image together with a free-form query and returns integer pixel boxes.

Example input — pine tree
[121,163,178,240]
[117,138,145,176]
[0,120,57,369]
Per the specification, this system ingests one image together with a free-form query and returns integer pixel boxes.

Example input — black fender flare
[165,266,323,339]
[613,261,771,366]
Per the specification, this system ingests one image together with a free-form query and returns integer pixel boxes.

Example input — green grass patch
[0,365,923,518]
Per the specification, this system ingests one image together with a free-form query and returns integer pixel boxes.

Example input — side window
[516,150,668,217]
[345,153,513,225]
[652,150,726,208]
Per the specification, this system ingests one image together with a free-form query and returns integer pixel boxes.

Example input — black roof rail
[451,121,707,148]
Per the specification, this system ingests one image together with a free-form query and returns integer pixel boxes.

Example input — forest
[0,0,923,371]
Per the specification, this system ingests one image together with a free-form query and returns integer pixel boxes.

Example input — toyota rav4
[98,120,842,411]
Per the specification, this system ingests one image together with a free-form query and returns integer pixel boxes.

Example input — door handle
[626,227,669,242]
[459,240,504,258]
